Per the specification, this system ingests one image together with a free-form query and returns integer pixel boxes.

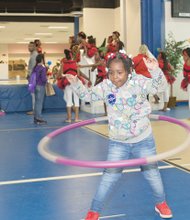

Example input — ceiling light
[44,42,57,44]
[70,11,83,17]
[24,38,36,40]
[48,26,68,29]
[35,33,52,36]
[16,42,28,44]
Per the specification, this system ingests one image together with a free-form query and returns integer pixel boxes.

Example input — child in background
[86,35,98,58]
[181,48,190,118]
[91,49,107,115]
[65,52,172,219]
[34,39,43,54]
[58,49,91,122]
[157,51,175,111]
[107,31,124,53]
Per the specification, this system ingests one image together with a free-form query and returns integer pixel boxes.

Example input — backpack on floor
[28,70,37,93]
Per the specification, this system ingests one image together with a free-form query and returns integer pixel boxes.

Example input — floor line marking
[0,164,178,186]
[0,126,62,132]
[80,213,127,219]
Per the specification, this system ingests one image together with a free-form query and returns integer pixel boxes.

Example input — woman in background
[33,53,47,125]
[133,44,160,104]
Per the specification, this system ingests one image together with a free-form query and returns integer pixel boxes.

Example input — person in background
[133,44,160,104]
[52,61,61,83]
[34,39,46,65]
[86,35,98,58]
[26,41,38,115]
[77,32,87,49]
[33,53,47,125]
[181,47,190,118]
[57,49,91,122]
[157,51,175,111]
[69,36,80,62]
[34,39,42,54]
[91,49,107,115]
[77,32,98,59]
[65,52,172,220]
[77,31,88,60]
[107,31,125,53]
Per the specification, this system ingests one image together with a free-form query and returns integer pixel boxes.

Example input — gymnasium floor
[0,106,190,220]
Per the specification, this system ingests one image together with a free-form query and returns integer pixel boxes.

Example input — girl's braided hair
[107,52,133,74]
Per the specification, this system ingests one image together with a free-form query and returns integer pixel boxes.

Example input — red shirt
[181,62,190,90]
[57,59,78,90]
[132,54,151,78]
[97,59,107,79]
[86,43,98,58]
[158,60,175,84]
[183,63,190,80]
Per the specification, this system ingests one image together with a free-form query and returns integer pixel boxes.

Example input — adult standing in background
[133,44,160,104]
[33,53,47,125]
[26,41,38,115]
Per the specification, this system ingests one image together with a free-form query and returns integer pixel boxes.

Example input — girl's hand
[143,58,158,71]
[64,74,79,84]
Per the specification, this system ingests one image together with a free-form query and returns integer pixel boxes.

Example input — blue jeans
[34,85,45,120]
[90,134,165,213]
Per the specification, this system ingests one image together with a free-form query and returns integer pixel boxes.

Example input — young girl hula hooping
[65,52,172,219]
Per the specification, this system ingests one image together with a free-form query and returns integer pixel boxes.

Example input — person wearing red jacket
[181,48,190,115]
[91,50,107,115]
[57,49,91,122]
[157,51,174,111]
[133,44,160,104]
[58,49,82,122]
[106,31,124,53]
[86,36,98,58]
[77,32,98,59]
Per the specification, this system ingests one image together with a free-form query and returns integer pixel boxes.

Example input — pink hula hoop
[38,114,190,168]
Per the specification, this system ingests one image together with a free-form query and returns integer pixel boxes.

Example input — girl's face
[77,36,82,44]
[182,52,189,62]
[112,33,117,40]
[108,60,128,88]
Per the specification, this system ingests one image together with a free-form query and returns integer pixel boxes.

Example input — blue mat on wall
[0,84,66,112]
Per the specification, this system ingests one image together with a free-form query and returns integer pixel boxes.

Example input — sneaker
[85,210,100,220]
[65,119,72,123]
[26,111,34,115]
[155,201,173,218]
[74,119,82,122]
[34,118,47,125]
